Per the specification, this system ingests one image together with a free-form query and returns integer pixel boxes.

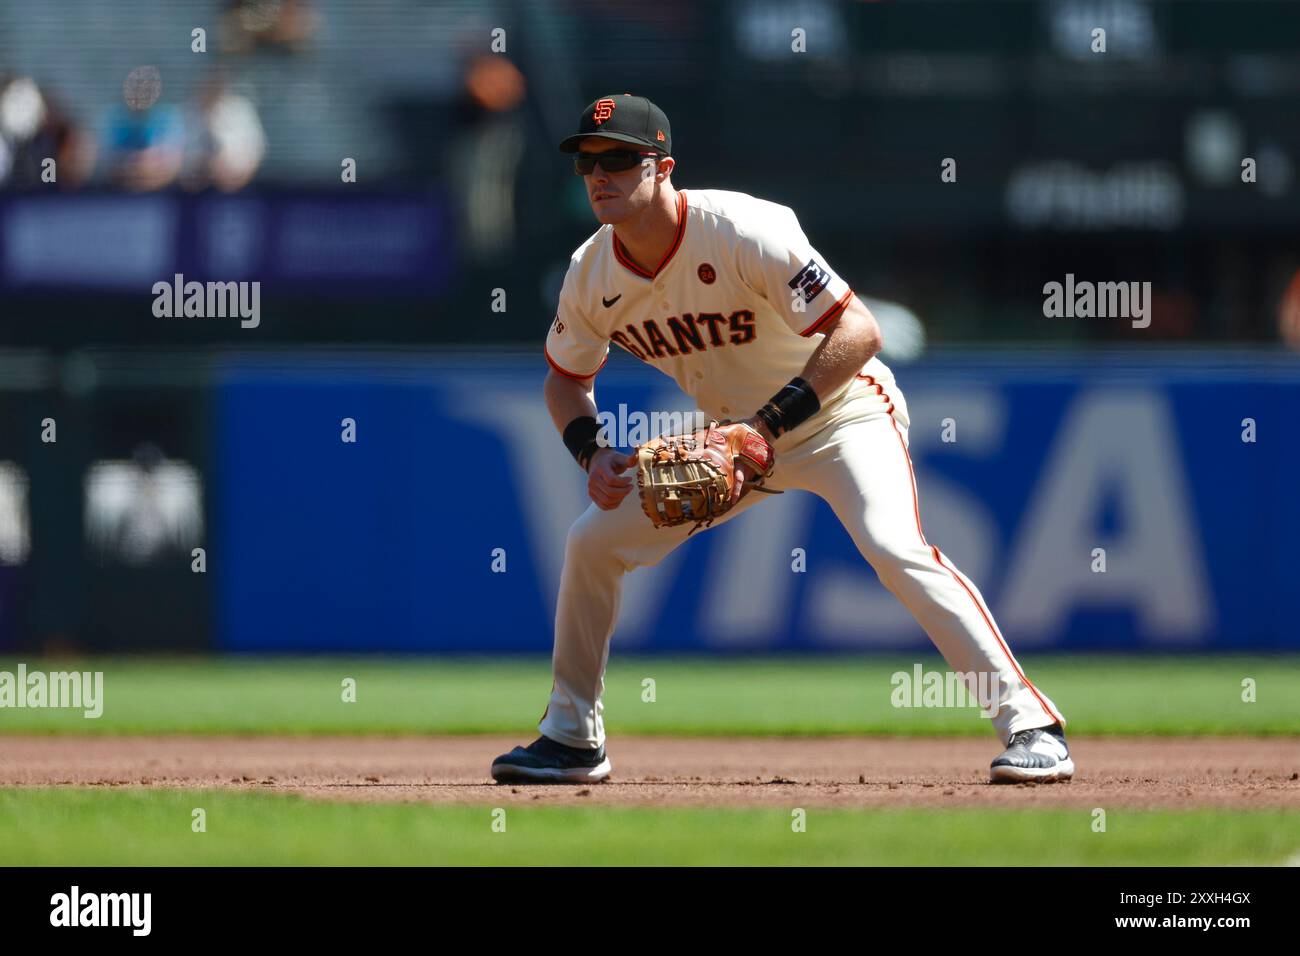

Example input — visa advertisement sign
[214,352,1299,653]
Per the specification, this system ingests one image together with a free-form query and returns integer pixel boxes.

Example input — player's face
[578,137,664,224]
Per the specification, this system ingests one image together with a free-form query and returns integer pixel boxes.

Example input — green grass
[0,789,1295,866]
[1,655,1297,736]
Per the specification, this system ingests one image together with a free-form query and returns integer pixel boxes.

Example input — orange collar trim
[612,190,688,280]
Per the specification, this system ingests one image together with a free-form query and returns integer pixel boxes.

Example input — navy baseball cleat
[491,735,612,784]
[989,723,1074,784]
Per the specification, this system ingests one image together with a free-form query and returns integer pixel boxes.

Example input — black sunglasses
[573,149,663,175]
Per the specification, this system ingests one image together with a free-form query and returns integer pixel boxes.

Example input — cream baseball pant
[539,382,1065,749]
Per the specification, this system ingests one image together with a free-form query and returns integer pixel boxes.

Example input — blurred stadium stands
[1,0,1298,343]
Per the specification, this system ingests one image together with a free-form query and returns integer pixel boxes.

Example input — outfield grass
[0,655,1296,736]
[0,789,1295,866]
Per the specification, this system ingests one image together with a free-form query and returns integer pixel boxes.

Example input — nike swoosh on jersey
[602,294,622,308]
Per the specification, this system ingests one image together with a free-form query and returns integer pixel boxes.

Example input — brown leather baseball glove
[633,420,779,534]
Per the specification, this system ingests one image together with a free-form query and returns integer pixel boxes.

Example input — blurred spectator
[182,75,266,191]
[99,66,184,191]
[1279,270,1300,349]
[0,73,95,190]
[222,0,320,54]
[447,55,527,260]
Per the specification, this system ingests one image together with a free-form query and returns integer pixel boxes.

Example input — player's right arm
[544,259,633,510]
[543,370,633,510]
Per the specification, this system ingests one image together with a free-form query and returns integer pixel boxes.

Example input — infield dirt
[1,736,1296,810]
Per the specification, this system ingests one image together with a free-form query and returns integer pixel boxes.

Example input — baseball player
[491,94,1073,785]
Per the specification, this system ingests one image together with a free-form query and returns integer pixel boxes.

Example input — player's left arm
[742,297,881,442]
[793,295,882,409]
[733,204,883,442]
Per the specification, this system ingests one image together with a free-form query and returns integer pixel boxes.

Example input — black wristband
[755,403,783,437]
[756,377,820,438]
[563,415,603,471]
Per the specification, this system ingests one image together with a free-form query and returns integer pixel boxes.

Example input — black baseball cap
[558,94,671,154]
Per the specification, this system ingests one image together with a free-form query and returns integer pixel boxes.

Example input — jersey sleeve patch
[788,259,832,304]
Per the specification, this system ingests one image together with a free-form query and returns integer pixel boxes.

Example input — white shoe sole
[989,756,1075,784]
[491,757,612,784]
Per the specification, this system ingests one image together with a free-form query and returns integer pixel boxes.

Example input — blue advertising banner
[214,351,1300,653]
[0,191,453,293]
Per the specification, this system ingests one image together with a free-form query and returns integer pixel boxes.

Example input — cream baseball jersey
[544,188,895,426]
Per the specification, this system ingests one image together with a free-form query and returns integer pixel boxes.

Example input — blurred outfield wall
[1,348,1296,653]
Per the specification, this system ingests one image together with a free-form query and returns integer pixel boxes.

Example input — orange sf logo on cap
[593,98,616,123]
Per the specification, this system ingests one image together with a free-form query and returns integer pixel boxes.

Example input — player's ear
[656,156,675,181]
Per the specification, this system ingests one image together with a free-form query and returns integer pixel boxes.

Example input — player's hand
[726,417,775,502]
[586,447,635,510]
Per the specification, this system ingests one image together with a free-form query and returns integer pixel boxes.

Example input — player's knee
[854,527,931,575]
[564,507,622,564]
